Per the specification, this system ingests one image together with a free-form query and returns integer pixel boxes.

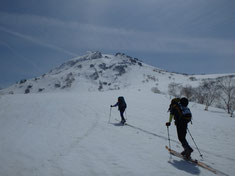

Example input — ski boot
[181,150,187,156]
[121,119,126,124]
[184,147,193,159]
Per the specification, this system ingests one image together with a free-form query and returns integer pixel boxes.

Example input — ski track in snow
[45,103,101,176]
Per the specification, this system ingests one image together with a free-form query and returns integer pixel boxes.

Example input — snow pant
[119,108,126,121]
[176,121,192,151]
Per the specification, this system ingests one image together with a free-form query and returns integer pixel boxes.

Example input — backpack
[170,97,192,122]
[168,98,180,112]
[118,96,127,108]
[178,103,192,122]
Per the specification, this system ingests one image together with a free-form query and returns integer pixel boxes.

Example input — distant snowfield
[0,89,234,176]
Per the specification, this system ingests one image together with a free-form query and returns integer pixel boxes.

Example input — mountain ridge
[1,51,234,95]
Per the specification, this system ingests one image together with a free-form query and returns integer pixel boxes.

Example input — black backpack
[170,97,192,122]
[118,96,127,108]
[178,103,192,122]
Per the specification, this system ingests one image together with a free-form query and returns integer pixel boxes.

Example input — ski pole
[167,126,172,159]
[108,106,112,123]
[167,126,171,149]
[187,128,203,158]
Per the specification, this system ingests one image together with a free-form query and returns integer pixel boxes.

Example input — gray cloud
[0,25,78,56]
[0,0,234,87]
[1,11,234,55]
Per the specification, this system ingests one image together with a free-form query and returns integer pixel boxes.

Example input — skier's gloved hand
[110,105,113,107]
[166,122,171,126]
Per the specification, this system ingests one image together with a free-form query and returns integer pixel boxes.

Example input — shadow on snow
[168,159,200,175]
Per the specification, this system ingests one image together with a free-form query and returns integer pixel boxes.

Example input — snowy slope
[1,51,234,95]
[0,89,234,176]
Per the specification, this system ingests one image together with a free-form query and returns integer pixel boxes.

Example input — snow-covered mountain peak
[52,51,103,73]
[51,51,143,75]
[0,51,149,94]
[1,51,234,95]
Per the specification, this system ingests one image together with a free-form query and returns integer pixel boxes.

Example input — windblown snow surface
[0,89,234,176]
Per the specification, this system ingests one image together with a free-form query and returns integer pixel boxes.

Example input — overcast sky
[0,0,235,88]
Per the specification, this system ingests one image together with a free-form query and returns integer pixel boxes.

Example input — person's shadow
[168,159,200,175]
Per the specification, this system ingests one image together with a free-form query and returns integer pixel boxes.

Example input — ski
[165,146,228,175]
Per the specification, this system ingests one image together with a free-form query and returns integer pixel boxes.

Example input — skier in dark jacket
[111,96,127,124]
[166,97,193,158]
